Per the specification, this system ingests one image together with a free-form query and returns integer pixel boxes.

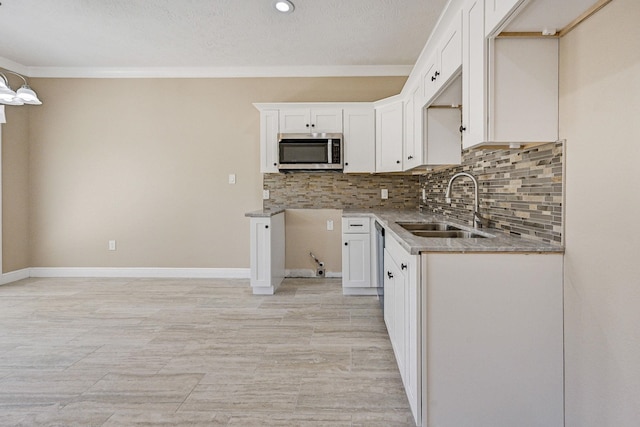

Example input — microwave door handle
[327,139,332,164]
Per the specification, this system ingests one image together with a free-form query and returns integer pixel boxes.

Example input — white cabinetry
[375,98,404,172]
[259,110,279,173]
[403,86,420,170]
[421,253,563,426]
[342,217,378,296]
[279,108,343,134]
[461,0,559,149]
[423,11,463,105]
[384,233,421,425]
[343,107,375,173]
[249,213,285,295]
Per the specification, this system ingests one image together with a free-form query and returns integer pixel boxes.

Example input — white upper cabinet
[462,0,488,149]
[279,108,343,134]
[343,107,375,173]
[403,86,421,171]
[484,0,528,36]
[375,98,404,173]
[422,12,463,105]
[461,0,559,149]
[259,110,279,173]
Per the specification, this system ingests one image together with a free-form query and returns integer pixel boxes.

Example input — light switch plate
[327,220,334,231]
[228,174,236,184]
[263,190,270,200]
[381,189,389,199]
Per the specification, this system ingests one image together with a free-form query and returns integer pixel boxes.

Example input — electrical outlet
[263,190,270,200]
[327,220,334,231]
[108,240,116,251]
[228,174,236,184]
[381,189,389,199]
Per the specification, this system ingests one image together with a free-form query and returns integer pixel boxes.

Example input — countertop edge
[343,210,565,255]
[245,209,285,218]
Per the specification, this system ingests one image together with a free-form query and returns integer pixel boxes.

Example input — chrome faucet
[444,172,489,229]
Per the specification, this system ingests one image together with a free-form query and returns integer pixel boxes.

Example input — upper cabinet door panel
[438,11,463,87]
[310,109,343,133]
[279,109,311,133]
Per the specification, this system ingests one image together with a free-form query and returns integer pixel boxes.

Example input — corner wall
[559,0,640,425]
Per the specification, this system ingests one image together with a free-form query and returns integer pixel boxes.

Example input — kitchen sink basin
[397,222,462,232]
[411,230,487,239]
[396,222,489,238]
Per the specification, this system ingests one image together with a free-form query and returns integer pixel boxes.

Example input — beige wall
[285,209,343,275]
[2,102,30,273]
[559,0,640,425]
[21,77,404,269]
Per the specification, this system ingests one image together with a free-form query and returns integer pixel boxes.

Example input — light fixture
[0,71,42,106]
[274,0,294,14]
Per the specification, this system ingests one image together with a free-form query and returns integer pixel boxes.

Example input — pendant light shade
[17,85,42,105]
[0,71,42,106]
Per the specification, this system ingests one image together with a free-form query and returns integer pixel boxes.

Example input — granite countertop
[344,209,564,255]
[245,209,285,218]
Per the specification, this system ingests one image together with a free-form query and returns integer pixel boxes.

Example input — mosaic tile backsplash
[263,173,420,210]
[420,141,564,243]
[263,141,563,244]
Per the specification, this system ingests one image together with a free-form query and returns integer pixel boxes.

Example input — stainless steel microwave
[277,133,343,171]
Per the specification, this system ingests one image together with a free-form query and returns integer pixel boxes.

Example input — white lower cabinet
[384,234,421,425]
[249,213,285,295]
[342,217,378,295]
[381,230,563,427]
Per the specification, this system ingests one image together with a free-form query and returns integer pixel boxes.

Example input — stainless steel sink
[396,222,489,238]
[397,222,462,232]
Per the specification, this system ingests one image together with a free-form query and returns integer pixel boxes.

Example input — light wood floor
[0,277,414,426]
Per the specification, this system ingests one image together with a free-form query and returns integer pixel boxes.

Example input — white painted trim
[0,268,30,286]
[19,65,412,79]
[29,267,250,279]
[0,57,29,76]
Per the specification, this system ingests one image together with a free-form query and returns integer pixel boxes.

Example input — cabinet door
[249,218,272,287]
[425,107,462,165]
[403,91,416,170]
[484,0,527,36]
[310,108,343,133]
[375,101,404,172]
[343,108,375,173]
[260,110,280,173]
[393,259,407,380]
[422,52,440,104]
[462,0,487,149]
[342,233,371,288]
[403,256,420,424]
[438,11,463,87]
[383,248,397,345]
[279,109,311,133]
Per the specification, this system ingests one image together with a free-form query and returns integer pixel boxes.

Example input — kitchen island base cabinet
[249,213,285,295]
[421,253,563,427]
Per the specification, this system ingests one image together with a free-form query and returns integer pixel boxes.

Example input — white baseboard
[28,267,250,279]
[0,268,30,285]
[286,269,342,278]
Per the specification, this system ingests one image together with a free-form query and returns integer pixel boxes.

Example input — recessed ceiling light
[274,0,294,14]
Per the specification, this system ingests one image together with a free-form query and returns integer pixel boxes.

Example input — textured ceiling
[0,0,449,76]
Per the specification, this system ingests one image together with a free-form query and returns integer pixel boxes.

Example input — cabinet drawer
[342,217,371,233]
[386,232,410,265]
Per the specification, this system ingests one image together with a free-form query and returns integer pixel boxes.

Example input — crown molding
[0,60,412,79]
[0,56,29,76]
